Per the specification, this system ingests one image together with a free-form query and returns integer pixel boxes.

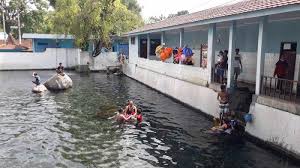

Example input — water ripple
[0,71,299,168]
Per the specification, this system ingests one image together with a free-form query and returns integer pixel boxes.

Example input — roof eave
[127,4,300,36]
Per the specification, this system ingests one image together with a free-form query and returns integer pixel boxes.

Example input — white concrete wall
[128,36,139,64]
[90,52,119,71]
[246,102,300,157]
[79,51,119,71]
[0,48,80,70]
[123,58,219,118]
[0,48,120,71]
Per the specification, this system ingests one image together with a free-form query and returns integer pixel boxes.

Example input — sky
[137,0,243,20]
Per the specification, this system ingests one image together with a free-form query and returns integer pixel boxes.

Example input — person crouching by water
[217,84,229,125]
[32,72,41,86]
[56,62,65,76]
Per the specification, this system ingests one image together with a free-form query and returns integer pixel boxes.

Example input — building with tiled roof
[125,0,300,159]
[128,0,300,35]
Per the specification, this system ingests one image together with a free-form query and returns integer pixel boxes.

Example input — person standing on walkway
[233,48,243,82]
[274,55,288,92]
[216,51,226,84]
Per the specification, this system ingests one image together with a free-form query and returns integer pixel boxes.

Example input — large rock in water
[32,84,48,93]
[44,74,73,90]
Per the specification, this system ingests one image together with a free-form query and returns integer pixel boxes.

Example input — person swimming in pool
[124,100,137,116]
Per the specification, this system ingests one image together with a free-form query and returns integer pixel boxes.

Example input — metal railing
[261,76,300,102]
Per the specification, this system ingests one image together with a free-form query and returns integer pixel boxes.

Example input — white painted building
[125,0,300,159]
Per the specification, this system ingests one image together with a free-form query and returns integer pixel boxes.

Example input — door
[280,42,297,80]
[140,39,147,58]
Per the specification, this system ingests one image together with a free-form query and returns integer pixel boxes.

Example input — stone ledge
[136,64,209,87]
[256,96,300,116]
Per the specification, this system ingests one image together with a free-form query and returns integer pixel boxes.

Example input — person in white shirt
[233,48,243,81]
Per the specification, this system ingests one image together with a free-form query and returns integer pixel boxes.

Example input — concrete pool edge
[123,71,300,162]
[122,62,300,162]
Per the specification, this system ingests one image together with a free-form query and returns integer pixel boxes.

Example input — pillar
[255,16,268,95]
[227,21,236,88]
[161,31,165,44]
[147,34,150,59]
[179,28,184,47]
[207,23,216,83]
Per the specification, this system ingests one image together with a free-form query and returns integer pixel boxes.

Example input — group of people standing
[215,48,243,85]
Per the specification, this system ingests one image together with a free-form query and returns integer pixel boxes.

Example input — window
[131,37,135,45]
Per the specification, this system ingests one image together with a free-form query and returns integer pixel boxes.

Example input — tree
[167,10,189,18]
[48,0,56,7]
[147,15,165,24]
[52,0,143,51]
[121,0,141,14]
[0,0,50,37]
[147,10,189,24]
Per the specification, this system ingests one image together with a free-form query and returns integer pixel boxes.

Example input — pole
[2,10,5,45]
[17,12,21,44]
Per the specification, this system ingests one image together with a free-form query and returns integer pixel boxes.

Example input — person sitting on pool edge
[32,72,41,86]
[56,62,65,76]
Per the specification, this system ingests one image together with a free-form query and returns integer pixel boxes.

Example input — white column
[18,12,21,44]
[207,23,216,83]
[161,31,165,44]
[147,34,150,59]
[77,48,81,65]
[179,28,184,47]
[227,21,236,88]
[255,16,268,95]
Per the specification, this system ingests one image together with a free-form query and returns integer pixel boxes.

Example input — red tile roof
[128,0,300,34]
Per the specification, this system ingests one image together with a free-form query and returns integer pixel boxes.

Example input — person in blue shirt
[32,72,41,86]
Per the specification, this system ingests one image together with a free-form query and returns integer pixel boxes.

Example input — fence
[261,76,300,102]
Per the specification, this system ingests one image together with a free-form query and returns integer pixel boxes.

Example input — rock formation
[44,74,73,90]
[32,84,48,93]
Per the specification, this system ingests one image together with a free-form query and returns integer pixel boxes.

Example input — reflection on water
[0,71,299,168]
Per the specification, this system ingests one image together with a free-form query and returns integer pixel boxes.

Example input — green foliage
[0,0,51,37]
[121,0,141,14]
[51,0,143,49]
[0,0,143,47]
[147,10,189,24]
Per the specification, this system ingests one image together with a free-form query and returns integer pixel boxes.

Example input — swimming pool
[0,71,299,168]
